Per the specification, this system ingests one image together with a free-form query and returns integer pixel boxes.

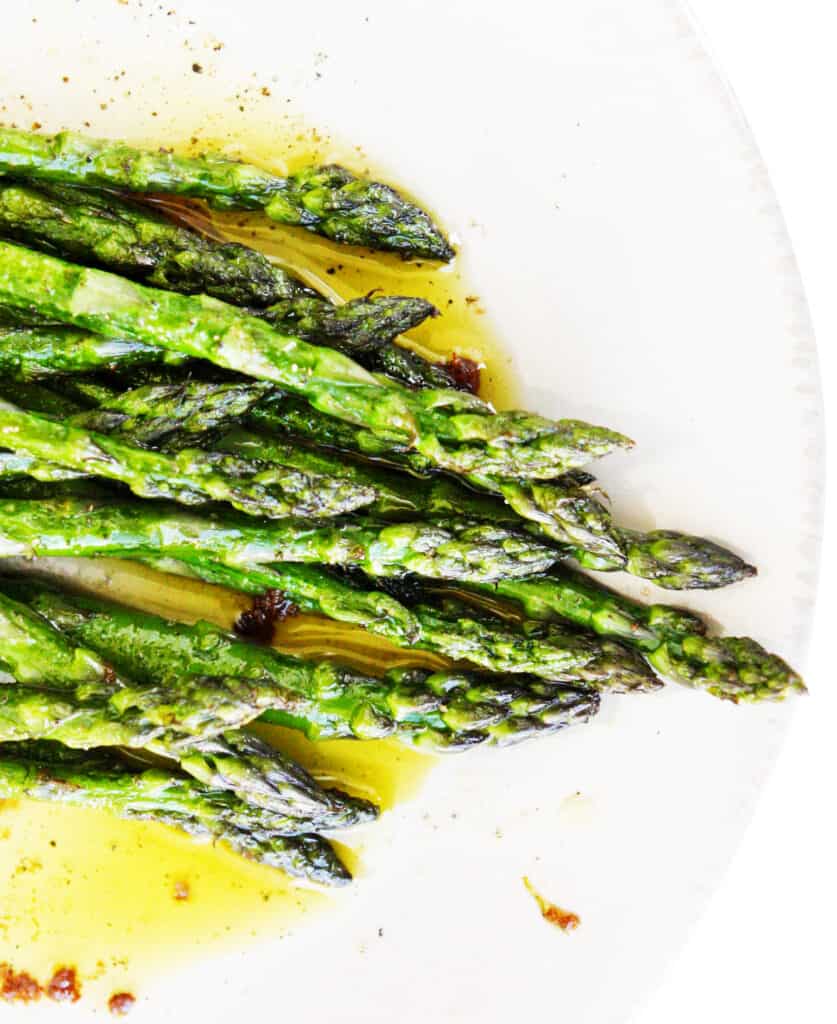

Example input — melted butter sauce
[1,122,518,1000]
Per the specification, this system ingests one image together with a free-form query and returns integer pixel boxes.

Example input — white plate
[0,1,823,1021]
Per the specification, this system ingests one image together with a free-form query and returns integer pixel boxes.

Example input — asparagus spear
[0,497,561,584]
[0,126,455,260]
[0,241,631,481]
[466,571,805,702]
[15,373,739,589]
[0,587,376,825]
[0,181,310,305]
[0,398,383,518]
[248,394,757,587]
[69,380,276,452]
[111,379,739,585]
[0,742,350,885]
[0,325,190,380]
[0,369,754,590]
[0,181,461,388]
[130,555,656,690]
[29,590,601,750]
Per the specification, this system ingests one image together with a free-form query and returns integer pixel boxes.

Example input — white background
[635,3,835,1022]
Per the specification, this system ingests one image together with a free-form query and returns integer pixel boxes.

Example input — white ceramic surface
[0,1,823,1020]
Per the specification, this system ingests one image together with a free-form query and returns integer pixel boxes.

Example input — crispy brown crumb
[522,877,580,932]
[46,966,81,1004]
[446,354,481,395]
[234,589,299,644]
[173,879,190,901]
[192,62,203,73]
[1,964,42,1003]
[30,121,42,130]
[108,992,136,1016]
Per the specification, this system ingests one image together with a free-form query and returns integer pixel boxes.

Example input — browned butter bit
[446,354,481,395]
[0,963,42,1003]
[235,589,299,644]
[46,965,81,1003]
[109,991,136,1016]
[522,876,580,933]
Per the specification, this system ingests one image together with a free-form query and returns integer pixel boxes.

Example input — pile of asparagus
[0,126,805,886]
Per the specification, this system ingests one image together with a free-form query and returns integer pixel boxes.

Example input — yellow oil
[0,798,330,1005]
[1,557,437,1000]
[0,118,515,1000]
[144,127,520,410]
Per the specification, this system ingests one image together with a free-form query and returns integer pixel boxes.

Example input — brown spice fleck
[173,879,190,901]
[1,964,42,1003]
[46,966,81,1004]
[61,75,70,83]
[108,991,136,1016]
[31,121,42,130]
[234,589,298,644]
[192,62,203,73]
[522,877,580,933]
[446,354,481,395]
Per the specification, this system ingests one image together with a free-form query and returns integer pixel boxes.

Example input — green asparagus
[29,590,601,750]
[0,241,632,481]
[0,180,462,388]
[0,324,189,379]
[0,742,350,885]
[248,393,757,586]
[0,367,756,590]
[0,398,384,518]
[0,497,561,583]
[0,126,455,260]
[0,587,376,825]
[466,570,805,702]
[10,372,750,590]
[70,380,275,452]
[130,555,657,690]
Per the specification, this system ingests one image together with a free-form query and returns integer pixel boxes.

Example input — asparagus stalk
[129,555,657,690]
[466,571,805,702]
[0,126,455,260]
[0,241,631,481]
[11,373,753,590]
[0,497,561,584]
[69,379,276,452]
[0,325,190,379]
[0,587,376,825]
[28,590,601,750]
[0,398,383,518]
[0,181,463,389]
[0,742,350,885]
[248,393,756,588]
[0,370,755,590]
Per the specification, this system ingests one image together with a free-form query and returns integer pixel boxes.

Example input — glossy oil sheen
[0,2,823,1021]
